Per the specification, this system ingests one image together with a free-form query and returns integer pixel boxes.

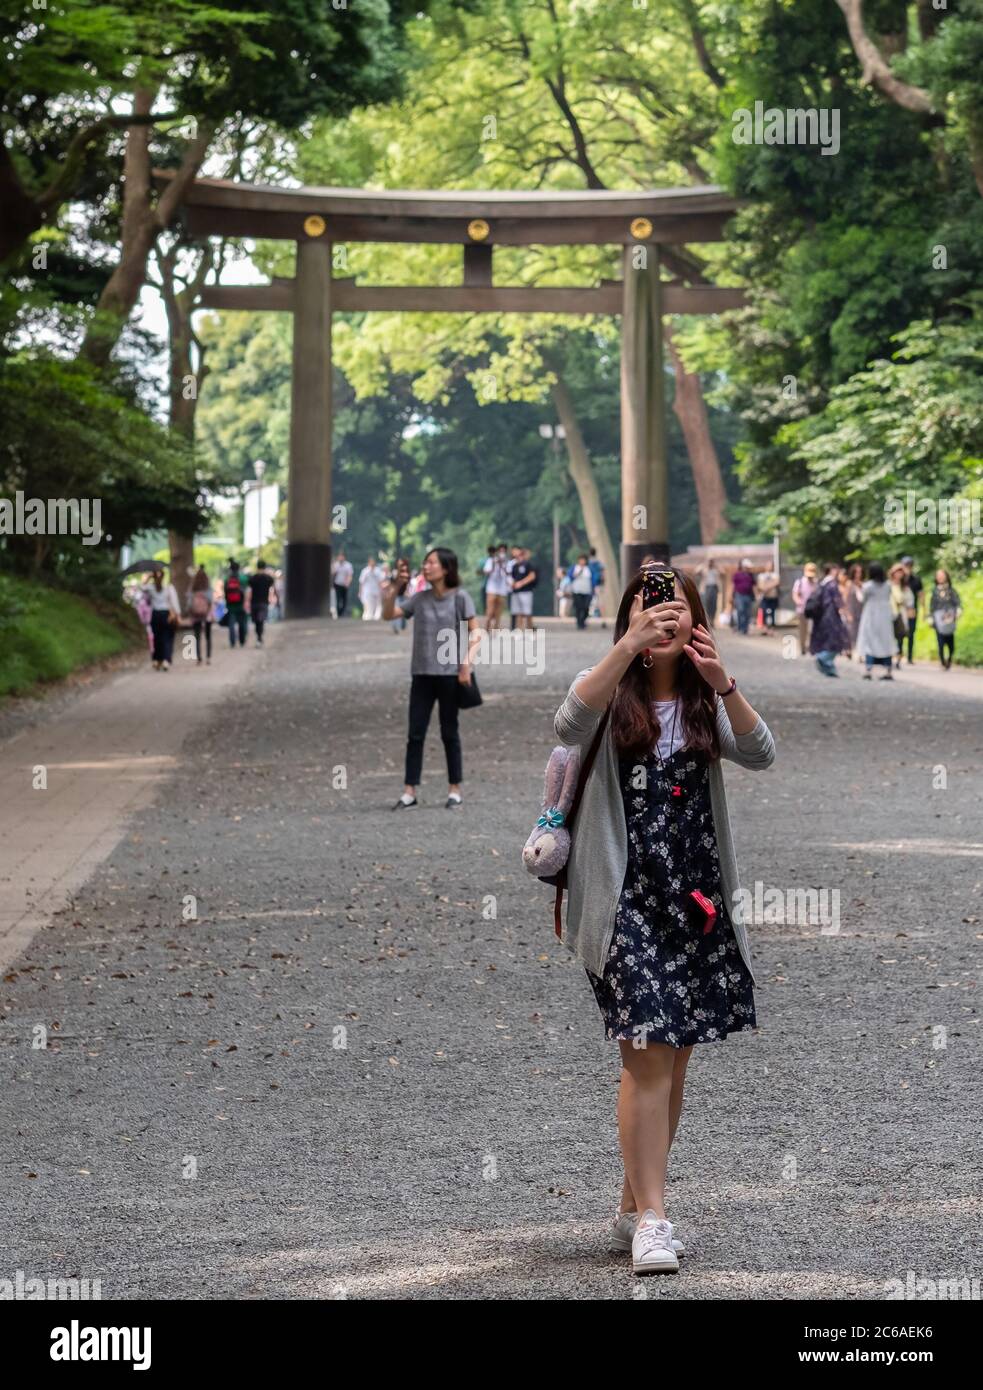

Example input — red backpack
[225,575,243,605]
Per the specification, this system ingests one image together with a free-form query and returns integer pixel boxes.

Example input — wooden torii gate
[160,174,743,619]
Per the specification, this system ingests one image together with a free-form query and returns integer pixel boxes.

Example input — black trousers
[573,592,591,628]
[405,674,463,786]
[150,609,174,664]
[334,583,349,617]
[936,631,955,667]
[193,619,212,661]
[905,617,917,662]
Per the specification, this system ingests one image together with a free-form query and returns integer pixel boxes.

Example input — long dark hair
[426,546,461,588]
[610,567,720,761]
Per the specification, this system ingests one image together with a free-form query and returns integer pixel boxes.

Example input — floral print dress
[585,742,756,1047]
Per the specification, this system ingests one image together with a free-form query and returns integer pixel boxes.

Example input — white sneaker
[631,1209,679,1275]
[610,1209,685,1257]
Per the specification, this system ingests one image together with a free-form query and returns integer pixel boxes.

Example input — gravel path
[1,619,980,1300]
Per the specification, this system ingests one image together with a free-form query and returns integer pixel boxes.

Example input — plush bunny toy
[522,744,582,877]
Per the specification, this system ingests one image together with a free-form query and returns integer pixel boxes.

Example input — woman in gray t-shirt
[382,547,481,809]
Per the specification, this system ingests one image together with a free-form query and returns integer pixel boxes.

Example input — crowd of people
[131,558,281,671]
[334,543,609,631]
[700,554,963,678]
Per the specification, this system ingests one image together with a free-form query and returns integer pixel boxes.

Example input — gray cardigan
[553,669,776,982]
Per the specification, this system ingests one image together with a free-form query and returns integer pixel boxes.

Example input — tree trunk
[666,327,728,544]
[0,142,43,265]
[79,88,213,369]
[550,372,619,618]
[158,241,212,611]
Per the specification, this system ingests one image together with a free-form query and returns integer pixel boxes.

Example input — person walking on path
[224,560,248,648]
[144,567,181,671]
[482,543,511,629]
[900,555,925,666]
[359,556,383,620]
[557,565,573,619]
[332,553,354,618]
[568,553,594,629]
[840,564,864,657]
[700,559,721,623]
[189,565,214,665]
[855,562,897,680]
[248,559,277,647]
[808,563,850,677]
[509,547,537,630]
[730,558,756,634]
[390,556,412,634]
[588,547,606,622]
[756,567,780,633]
[134,582,154,655]
[929,569,962,670]
[792,562,818,656]
[888,563,915,671]
[382,547,482,810]
[552,566,775,1275]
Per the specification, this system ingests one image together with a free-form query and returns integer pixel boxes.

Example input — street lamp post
[253,459,267,555]
[539,423,566,615]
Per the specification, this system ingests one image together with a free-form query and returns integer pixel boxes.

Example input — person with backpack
[224,560,248,648]
[381,547,482,810]
[551,566,775,1275]
[188,565,214,664]
[588,546,606,622]
[929,569,962,670]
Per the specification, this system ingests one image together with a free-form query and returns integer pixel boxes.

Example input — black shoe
[393,796,418,809]
[445,795,462,809]
[880,673,894,681]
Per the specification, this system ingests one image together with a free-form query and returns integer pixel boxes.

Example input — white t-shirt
[333,559,354,587]
[145,583,179,613]
[569,563,593,595]
[483,554,511,596]
[651,697,686,761]
[359,565,382,594]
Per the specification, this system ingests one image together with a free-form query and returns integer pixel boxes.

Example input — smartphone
[688,890,717,935]
[641,568,675,608]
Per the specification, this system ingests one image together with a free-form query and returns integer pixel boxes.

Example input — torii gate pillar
[285,236,333,619]
[620,243,669,585]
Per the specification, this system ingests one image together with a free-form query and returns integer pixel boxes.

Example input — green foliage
[0,574,143,698]
[0,353,206,579]
[774,312,983,567]
[196,311,292,487]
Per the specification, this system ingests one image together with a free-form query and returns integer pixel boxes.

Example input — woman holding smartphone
[553,567,775,1275]
[382,547,482,809]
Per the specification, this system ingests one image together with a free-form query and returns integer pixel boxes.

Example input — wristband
[717,676,737,697]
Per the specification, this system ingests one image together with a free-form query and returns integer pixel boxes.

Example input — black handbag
[456,672,482,708]
[454,589,482,708]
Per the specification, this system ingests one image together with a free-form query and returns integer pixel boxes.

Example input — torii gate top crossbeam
[154,172,740,247]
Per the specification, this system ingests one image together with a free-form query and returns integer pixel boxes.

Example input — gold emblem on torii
[630,217,653,240]
[467,219,491,241]
[304,215,327,238]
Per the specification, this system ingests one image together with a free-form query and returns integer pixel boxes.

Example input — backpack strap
[552,705,611,939]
